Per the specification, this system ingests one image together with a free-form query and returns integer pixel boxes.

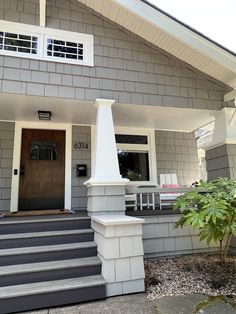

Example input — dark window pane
[18,47,30,53]
[66,54,77,59]
[32,42,37,49]
[5,32,17,38]
[118,151,149,181]
[4,45,16,51]
[17,40,31,47]
[54,52,65,57]
[67,41,77,47]
[78,55,83,60]
[19,34,31,40]
[115,134,148,144]
[5,38,16,45]
[47,51,52,56]
[54,39,65,45]
[78,43,83,48]
[32,49,37,54]
[30,141,58,160]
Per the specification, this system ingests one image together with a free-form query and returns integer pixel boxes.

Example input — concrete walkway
[23,293,236,314]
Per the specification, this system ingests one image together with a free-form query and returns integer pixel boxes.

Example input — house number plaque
[74,142,89,150]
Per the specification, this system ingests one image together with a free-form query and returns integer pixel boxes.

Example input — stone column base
[91,215,145,297]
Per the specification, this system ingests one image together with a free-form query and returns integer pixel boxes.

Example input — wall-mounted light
[38,110,52,121]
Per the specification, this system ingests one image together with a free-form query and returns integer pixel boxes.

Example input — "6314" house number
[74,142,89,150]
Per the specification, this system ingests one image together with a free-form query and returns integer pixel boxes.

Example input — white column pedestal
[91,215,145,297]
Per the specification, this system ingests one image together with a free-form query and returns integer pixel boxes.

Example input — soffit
[78,0,236,89]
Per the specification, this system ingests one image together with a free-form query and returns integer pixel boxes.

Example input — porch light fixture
[38,110,52,121]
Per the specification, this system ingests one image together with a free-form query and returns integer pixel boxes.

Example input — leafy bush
[173,178,236,262]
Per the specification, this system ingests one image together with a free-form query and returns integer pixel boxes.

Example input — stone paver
[153,294,207,314]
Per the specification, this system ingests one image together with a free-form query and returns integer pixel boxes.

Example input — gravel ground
[145,254,236,300]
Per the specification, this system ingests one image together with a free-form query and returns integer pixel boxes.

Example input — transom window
[0,31,38,55]
[46,38,84,61]
[0,21,94,66]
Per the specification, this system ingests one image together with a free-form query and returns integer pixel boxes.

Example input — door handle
[20,165,25,176]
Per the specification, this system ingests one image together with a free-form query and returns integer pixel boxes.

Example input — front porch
[0,92,215,214]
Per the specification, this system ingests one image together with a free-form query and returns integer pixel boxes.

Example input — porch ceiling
[78,0,236,88]
[0,93,215,132]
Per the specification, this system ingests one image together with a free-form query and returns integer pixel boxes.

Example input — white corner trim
[10,122,72,212]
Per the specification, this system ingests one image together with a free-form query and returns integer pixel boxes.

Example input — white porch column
[84,99,145,297]
[84,99,128,216]
[88,99,126,184]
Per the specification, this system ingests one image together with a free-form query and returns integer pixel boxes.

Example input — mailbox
[76,164,87,177]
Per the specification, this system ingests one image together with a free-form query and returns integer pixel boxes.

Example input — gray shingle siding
[155,130,199,185]
[71,125,91,211]
[0,121,14,211]
[0,0,231,110]
[206,144,236,181]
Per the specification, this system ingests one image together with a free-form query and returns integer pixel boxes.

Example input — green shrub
[173,178,236,262]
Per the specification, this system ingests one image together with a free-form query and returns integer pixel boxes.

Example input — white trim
[114,127,157,186]
[39,0,46,27]
[0,20,94,66]
[206,139,236,151]
[10,122,72,212]
[224,90,236,102]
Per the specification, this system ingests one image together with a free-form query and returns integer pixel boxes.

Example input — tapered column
[84,99,128,216]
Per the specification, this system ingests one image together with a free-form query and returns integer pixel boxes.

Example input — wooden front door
[19,129,65,210]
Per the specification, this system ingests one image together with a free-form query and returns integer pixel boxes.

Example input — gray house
[0,0,235,313]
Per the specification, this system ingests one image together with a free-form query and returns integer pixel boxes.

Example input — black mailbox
[76,164,87,177]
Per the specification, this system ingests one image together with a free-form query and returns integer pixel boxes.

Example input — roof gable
[78,0,236,89]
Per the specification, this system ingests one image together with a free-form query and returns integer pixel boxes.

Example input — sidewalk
[23,293,236,314]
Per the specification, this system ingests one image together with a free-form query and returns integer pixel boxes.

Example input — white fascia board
[113,0,236,72]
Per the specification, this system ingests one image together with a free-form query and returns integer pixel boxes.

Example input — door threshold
[2,209,73,218]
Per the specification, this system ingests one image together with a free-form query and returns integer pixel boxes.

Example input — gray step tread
[0,257,101,276]
[0,215,89,225]
[0,229,93,240]
[0,275,105,298]
[0,242,97,256]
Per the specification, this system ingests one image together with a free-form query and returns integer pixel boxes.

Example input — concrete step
[0,275,106,314]
[0,229,94,249]
[0,216,91,234]
[0,257,101,287]
[0,242,97,266]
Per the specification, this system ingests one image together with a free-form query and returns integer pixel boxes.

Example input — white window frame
[0,20,94,66]
[115,127,157,186]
